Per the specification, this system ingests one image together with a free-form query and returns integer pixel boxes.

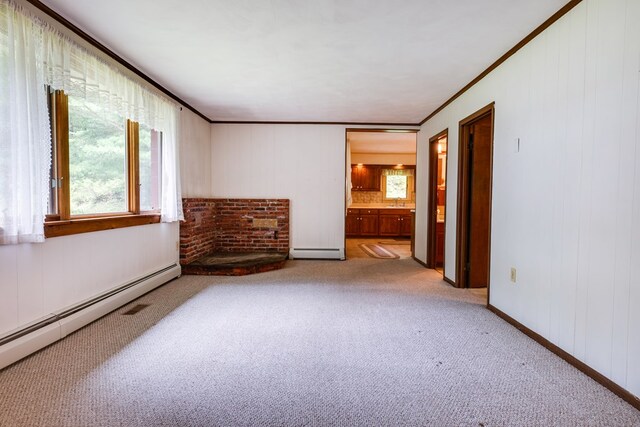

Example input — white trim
[289,248,345,260]
[0,264,180,370]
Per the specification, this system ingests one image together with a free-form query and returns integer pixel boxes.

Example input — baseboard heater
[289,248,345,260]
[0,263,181,371]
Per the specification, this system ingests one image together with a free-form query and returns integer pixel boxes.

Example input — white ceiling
[40,0,567,123]
[348,132,416,154]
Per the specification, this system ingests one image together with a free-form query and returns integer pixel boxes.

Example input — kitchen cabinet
[400,214,412,236]
[347,208,412,237]
[360,214,379,235]
[379,209,412,237]
[351,165,380,191]
[346,210,360,236]
[346,209,379,236]
[378,214,400,236]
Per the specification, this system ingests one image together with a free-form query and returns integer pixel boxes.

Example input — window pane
[386,175,407,199]
[139,124,162,211]
[68,96,127,215]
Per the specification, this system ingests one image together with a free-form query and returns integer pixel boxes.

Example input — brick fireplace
[180,198,290,273]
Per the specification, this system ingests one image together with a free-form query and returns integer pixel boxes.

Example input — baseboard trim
[289,248,345,260]
[487,304,640,411]
[412,256,428,267]
[443,276,455,286]
[0,264,181,371]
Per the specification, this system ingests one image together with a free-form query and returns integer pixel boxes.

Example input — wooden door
[379,215,400,236]
[360,214,379,236]
[456,104,494,291]
[467,114,492,287]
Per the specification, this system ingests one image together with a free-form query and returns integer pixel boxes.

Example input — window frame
[44,90,160,238]
[381,170,415,202]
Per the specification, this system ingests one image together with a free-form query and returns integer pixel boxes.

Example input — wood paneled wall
[209,124,417,251]
[0,108,210,338]
[180,108,213,197]
[415,0,640,397]
[0,223,179,337]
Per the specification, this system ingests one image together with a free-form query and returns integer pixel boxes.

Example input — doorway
[456,103,494,295]
[344,129,418,260]
[427,130,447,273]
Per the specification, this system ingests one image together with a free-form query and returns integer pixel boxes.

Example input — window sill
[382,198,412,202]
[44,214,161,238]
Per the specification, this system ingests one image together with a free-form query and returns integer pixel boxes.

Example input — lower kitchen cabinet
[346,209,379,236]
[379,214,400,236]
[375,209,413,237]
[400,214,412,236]
[360,214,379,235]
[347,208,412,237]
[346,212,360,237]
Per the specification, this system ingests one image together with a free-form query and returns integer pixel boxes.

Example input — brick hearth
[180,198,290,274]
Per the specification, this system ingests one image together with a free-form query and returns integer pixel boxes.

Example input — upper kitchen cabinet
[351,165,380,191]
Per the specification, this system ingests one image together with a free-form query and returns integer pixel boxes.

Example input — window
[45,90,162,237]
[385,175,408,199]
[382,168,414,201]
[68,96,128,215]
[138,124,162,211]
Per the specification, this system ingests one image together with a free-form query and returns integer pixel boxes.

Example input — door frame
[343,128,419,259]
[455,103,495,300]
[427,129,448,270]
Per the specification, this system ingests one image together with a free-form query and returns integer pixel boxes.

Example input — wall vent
[122,304,150,315]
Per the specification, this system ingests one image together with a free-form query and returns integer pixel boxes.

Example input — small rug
[378,240,411,245]
[359,243,400,259]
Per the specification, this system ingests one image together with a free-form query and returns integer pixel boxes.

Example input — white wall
[0,3,212,337]
[0,223,179,336]
[210,124,345,250]
[209,124,417,251]
[415,0,640,397]
[180,109,213,197]
[0,107,210,338]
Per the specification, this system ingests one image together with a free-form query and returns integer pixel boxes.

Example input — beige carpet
[0,258,638,426]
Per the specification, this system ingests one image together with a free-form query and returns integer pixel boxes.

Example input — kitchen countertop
[349,203,415,210]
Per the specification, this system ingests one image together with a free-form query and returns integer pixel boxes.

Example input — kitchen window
[382,168,414,201]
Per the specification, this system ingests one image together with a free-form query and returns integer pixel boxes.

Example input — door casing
[427,129,448,270]
[455,103,495,301]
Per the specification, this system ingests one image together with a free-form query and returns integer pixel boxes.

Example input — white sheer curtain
[159,103,183,222]
[0,2,51,244]
[0,0,183,242]
[39,16,183,222]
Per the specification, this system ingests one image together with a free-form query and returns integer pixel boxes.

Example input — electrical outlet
[510,267,517,283]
